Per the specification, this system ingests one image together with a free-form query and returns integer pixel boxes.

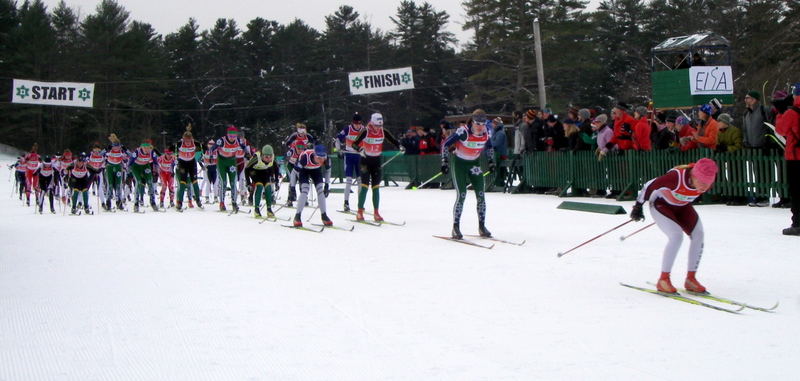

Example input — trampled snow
[1,152,797,380]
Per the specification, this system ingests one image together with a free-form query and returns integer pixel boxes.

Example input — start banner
[12,79,95,108]
[348,67,414,95]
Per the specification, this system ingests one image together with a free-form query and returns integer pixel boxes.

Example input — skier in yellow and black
[245,145,281,219]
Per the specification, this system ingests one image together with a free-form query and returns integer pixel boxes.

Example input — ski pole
[380,151,404,168]
[557,219,633,257]
[411,172,443,190]
[620,222,655,241]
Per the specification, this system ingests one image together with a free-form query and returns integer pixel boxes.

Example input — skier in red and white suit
[630,158,718,294]
[156,148,176,208]
[23,143,41,206]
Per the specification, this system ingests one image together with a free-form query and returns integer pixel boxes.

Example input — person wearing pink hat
[630,158,718,293]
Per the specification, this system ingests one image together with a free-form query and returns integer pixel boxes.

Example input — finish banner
[348,67,414,95]
[12,79,95,108]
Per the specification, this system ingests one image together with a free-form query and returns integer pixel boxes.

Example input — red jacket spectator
[776,93,800,160]
[633,116,652,151]
[609,107,638,151]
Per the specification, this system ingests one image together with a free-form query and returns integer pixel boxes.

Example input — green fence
[326,150,788,200]
[521,149,787,199]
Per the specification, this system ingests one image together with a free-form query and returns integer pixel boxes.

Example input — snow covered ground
[1,152,798,381]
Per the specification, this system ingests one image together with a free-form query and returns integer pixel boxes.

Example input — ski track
[2,153,799,380]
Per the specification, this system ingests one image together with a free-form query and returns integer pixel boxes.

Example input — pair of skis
[433,235,526,249]
[621,282,779,314]
[337,209,405,227]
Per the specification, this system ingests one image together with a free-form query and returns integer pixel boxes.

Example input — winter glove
[337,151,343,159]
[488,160,496,173]
[358,146,366,158]
[715,143,727,153]
[620,123,632,134]
[440,158,450,175]
[597,150,606,161]
[323,183,329,197]
[630,202,645,222]
[399,145,406,153]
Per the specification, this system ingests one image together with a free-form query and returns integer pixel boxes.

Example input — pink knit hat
[692,158,718,185]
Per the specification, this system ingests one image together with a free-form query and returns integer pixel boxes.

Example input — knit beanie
[717,113,732,126]
[525,109,536,119]
[746,91,761,102]
[771,90,788,100]
[314,144,327,157]
[692,158,718,185]
[593,114,608,125]
[709,98,722,111]
[370,113,383,126]
[578,108,591,120]
[635,106,648,118]
[261,145,274,156]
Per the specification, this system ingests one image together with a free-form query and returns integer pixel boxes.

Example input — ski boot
[26,198,30,206]
[232,202,239,213]
[159,202,165,209]
[50,207,56,214]
[84,205,93,215]
[38,205,43,214]
[195,198,204,210]
[288,187,297,202]
[151,201,159,212]
[254,208,262,218]
[116,200,123,210]
[293,213,303,227]
[188,198,194,208]
[103,199,112,211]
[343,200,350,213]
[175,201,183,211]
[451,223,463,239]
[685,271,706,293]
[219,202,226,211]
[656,272,677,293]
[134,203,140,213]
[169,201,175,208]
[266,208,275,219]
[356,208,365,221]
[205,196,210,203]
[373,209,384,222]
[478,222,492,238]
[71,205,78,215]
[321,213,333,226]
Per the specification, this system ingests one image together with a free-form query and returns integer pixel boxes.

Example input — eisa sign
[689,66,733,95]
[12,79,95,108]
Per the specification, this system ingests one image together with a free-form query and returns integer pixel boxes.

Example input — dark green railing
[326,149,788,199]
[521,149,787,199]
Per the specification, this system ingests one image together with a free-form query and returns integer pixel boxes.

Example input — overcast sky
[40,0,601,50]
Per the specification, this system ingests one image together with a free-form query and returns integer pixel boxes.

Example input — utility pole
[533,18,547,109]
